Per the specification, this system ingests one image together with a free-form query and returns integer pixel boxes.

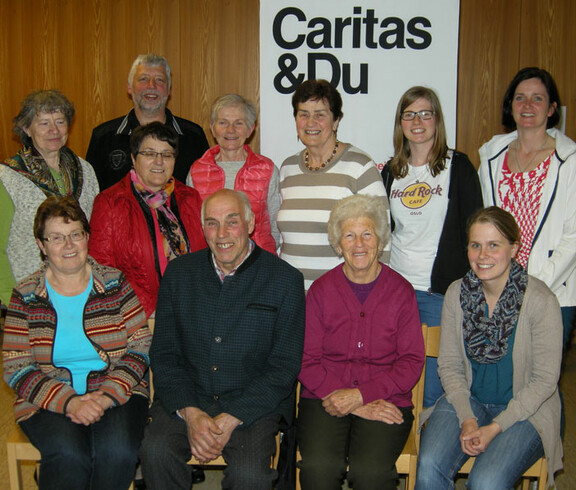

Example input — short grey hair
[13,90,75,145]
[327,194,390,253]
[128,54,172,89]
[210,94,257,129]
[201,189,254,224]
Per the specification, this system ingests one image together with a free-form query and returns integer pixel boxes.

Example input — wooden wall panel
[519,0,576,139]
[456,0,522,167]
[0,0,574,172]
[180,0,260,151]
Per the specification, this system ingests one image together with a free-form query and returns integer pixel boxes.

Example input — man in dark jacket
[140,189,305,489]
[86,54,209,190]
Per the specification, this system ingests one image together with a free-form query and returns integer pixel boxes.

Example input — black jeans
[20,395,149,490]
[297,397,413,490]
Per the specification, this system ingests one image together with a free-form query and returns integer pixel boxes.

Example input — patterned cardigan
[2,257,151,422]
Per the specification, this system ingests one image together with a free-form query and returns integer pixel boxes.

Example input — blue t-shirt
[47,275,106,394]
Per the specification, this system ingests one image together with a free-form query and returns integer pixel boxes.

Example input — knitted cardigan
[2,257,151,422]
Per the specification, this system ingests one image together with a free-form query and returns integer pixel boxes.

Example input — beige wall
[0,0,574,168]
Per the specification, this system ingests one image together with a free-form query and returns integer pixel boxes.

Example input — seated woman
[2,195,151,490]
[187,94,280,253]
[297,194,424,490]
[89,122,206,318]
[415,207,562,490]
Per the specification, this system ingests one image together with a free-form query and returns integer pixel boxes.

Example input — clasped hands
[460,418,502,456]
[180,407,242,463]
[66,390,114,425]
[322,388,404,424]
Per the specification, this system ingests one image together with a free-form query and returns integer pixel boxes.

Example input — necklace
[513,135,549,173]
[304,141,340,171]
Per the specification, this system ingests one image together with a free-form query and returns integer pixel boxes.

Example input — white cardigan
[479,128,576,307]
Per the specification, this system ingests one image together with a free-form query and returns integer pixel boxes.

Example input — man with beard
[87,54,209,190]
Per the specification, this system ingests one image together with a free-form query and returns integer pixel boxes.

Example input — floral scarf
[460,260,527,364]
[130,170,190,262]
[1,145,83,199]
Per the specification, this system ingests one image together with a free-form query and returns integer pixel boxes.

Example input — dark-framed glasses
[43,230,87,245]
[401,110,435,121]
[138,150,176,161]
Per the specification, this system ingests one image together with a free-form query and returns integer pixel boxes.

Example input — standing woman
[0,90,99,304]
[479,67,576,350]
[382,86,482,406]
[187,94,280,253]
[415,207,562,489]
[89,122,205,318]
[278,79,388,291]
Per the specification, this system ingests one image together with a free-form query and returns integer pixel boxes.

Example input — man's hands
[460,418,501,456]
[66,391,114,425]
[180,407,241,463]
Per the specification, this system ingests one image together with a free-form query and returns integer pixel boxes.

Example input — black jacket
[86,109,209,190]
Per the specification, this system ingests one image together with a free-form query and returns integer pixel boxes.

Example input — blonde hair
[388,86,448,179]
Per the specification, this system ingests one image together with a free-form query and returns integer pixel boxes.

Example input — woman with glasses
[3,195,151,490]
[89,122,206,318]
[479,67,576,351]
[0,90,99,307]
[381,86,483,407]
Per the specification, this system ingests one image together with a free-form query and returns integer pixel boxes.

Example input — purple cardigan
[299,263,424,408]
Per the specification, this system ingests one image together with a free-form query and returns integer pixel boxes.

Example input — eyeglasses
[401,110,435,121]
[138,150,176,161]
[43,230,87,245]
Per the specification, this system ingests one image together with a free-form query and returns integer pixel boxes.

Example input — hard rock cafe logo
[390,182,443,209]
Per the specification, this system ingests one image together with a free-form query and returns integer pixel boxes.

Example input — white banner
[260,0,460,170]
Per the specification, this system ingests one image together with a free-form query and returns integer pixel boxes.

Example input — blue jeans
[20,395,149,490]
[415,289,444,407]
[415,397,543,490]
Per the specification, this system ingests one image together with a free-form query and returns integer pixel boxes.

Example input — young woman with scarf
[415,207,562,489]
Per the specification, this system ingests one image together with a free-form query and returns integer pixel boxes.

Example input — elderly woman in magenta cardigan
[297,194,424,490]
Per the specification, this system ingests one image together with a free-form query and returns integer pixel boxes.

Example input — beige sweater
[429,275,563,488]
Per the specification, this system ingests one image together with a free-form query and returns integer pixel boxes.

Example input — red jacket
[189,145,277,254]
[89,174,206,317]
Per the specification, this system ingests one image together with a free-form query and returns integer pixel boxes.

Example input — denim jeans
[415,289,444,407]
[20,394,149,490]
[415,397,543,490]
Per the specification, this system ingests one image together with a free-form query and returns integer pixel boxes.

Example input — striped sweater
[278,143,389,290]
[2,257,151,422]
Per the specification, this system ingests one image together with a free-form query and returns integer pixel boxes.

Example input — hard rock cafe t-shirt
[389,160,451,291]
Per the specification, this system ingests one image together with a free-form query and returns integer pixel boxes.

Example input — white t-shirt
[389,160,451,291]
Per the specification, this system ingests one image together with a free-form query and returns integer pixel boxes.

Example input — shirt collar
[212,240,255,283]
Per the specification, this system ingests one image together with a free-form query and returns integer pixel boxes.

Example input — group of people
[0,52,573,490]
